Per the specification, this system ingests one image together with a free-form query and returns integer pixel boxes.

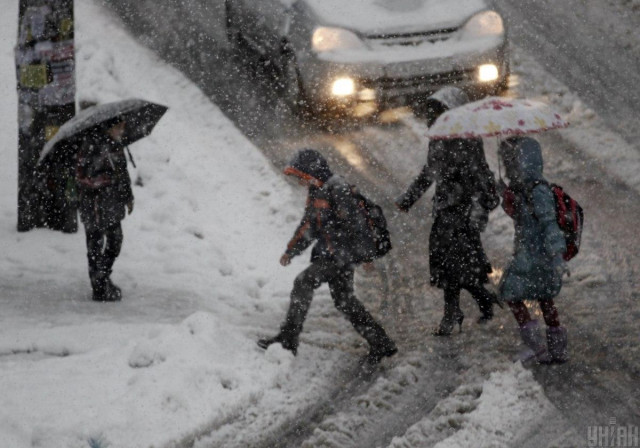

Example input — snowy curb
[388,364,557,448]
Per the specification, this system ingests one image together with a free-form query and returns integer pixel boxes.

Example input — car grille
[364,28,458,47]
[361,69,474,94]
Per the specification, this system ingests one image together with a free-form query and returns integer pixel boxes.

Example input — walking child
[258,149,397,364]
[498,137,569,363]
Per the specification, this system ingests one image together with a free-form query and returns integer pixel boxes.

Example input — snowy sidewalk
[0,1,307,446]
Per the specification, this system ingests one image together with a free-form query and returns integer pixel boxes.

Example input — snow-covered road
[493,0,640,152]
[104,1,640,445]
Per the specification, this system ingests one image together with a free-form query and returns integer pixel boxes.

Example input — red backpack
[549,184,584,260]
[503,182,583,261]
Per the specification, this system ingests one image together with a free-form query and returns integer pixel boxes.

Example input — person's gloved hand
[127,200,134,214]
[280,253,291,266]
[395,196,411,213]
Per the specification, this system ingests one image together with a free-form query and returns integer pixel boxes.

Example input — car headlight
[461,11,504,39]
[478,64,499,82]
[331,77,356,96]
[312,27,365,53]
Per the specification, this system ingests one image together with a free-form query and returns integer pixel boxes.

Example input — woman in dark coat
[396,87,500,336]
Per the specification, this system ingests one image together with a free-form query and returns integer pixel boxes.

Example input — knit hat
[283,149,333,183]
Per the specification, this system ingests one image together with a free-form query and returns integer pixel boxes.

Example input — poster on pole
[15,0,77,232]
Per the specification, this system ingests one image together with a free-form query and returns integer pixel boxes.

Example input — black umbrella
[39,98,168,164]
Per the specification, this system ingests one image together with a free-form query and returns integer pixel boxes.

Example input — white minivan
[226,0,509,116]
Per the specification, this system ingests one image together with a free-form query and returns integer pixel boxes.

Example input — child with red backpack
[498,137,582,364]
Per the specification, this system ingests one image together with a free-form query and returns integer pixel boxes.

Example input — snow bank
[0,1,303,446]
[388,364,556,448]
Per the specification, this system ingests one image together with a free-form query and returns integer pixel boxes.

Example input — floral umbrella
[427,97,568,140]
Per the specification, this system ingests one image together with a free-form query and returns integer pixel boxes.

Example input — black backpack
[350,189,392,263]
[326,177,392,264]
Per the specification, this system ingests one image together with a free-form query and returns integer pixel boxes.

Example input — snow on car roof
[302,0,488,35]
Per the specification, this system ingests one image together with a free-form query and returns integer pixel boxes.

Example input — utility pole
[15,0,77,233]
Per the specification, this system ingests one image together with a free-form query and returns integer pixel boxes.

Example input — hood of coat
[428,87,470,111]
[425,87,470,127]
[284,148,333,183]
[500,137,544,187]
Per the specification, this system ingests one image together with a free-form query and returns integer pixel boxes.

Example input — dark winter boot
[364,337,398,365]
[104,278,122,302]
[433,293,464,336]
[347,309,397,364]
[519,320,552,364]
[476,306,493,324]
[257,333,298,355]
[546,326,568,364]
[90,272,108,302]
[433,310,464,336]
[468,284,501,324]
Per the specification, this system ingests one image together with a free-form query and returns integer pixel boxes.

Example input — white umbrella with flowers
[427,96,569,140]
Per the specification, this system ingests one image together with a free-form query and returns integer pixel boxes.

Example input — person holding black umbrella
[76,119,134,302]
[40,98,168,302]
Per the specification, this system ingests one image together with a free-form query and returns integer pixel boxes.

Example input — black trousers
[84,222,123,291]
[443,278,496,319]
[280,260,392,348]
